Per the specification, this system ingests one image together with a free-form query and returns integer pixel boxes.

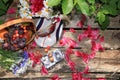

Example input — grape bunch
[2,23,33,51]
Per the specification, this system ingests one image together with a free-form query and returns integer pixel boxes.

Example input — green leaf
[100,16,109,30]
[62,0,74,15]
[87,0,95,4]
[2,0,9,4]
[97,12,105,25]
[100,4,118,16]
[74,0,78,5]
[100,0,109,3]
[118,1,120,9]
[48,0,61,7]
[90,5,96,15]
[0,20,4,24]
[0,10,6,16]
[0,0,7,10]
[77,0,90,16]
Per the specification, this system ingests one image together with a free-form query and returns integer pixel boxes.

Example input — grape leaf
[97,12,105,25]
[100,16,109,30]
[87,0,95,4]
[100,4,118,16]
[48,0,61,7]
[2,0,9,4]
[118,1,120,9]
[77,0,90,16]
[62,0,74,15]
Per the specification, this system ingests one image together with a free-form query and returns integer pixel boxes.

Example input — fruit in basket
[2,23,34,51]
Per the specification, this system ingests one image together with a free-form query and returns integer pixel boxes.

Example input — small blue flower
[13,66,19,74]
[22,51,29,59]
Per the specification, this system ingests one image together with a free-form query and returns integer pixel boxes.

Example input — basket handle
[0,18,34,30]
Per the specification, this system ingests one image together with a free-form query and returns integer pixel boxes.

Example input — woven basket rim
[0,18,36,47]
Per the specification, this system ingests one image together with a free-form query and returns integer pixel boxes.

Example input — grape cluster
[2,24,33,51]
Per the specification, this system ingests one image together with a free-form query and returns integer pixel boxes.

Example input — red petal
[28,52,41,65]
[91,41,99,52]
[70,28,76,33]
[72,72,82,80]
[81,53,90,64]
[65,53,70,62]
[68,60,76,71]
[76,20,83,28]
[51,75,61,80]
[65,48,74,55]
[59,37,77,48]
[74,51,82,57]
[82,66,89,74]
[100,36,104,42]
[7,7,16,14]
[89,51,96,59]
[78,34,86,42]
[41,65,48,75]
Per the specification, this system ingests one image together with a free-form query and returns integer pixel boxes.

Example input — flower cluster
[10,51,33,76]
[18,0,52,19]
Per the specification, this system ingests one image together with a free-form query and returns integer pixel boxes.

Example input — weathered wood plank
[53,30,120,49]
[0,50,120,78]
[1,72,120,79]
[65,15,120,28]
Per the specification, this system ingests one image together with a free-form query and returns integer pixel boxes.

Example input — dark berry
[26,26,30,30]
[18,41,25,48]
[18,28,24,35]
[21,38,26,42]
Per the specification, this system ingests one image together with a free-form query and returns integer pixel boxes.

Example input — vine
[48,0,120,30]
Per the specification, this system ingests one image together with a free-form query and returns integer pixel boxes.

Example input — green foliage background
[48,0,120,30]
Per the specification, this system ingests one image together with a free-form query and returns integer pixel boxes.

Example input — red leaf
[28,52,41,65]
[91,41,104,52]
[98,44,104,51]
[76,20,84,28]
[89,51,96,59]
[91,41,99,52]
[59,39,66,46]
[82,66,89,74]
[72,72,82,80]
[68,60,76,71]
[77,33,87,42]
[76,14,87,28]
[70,28,76,33]
[65,48,74,55]
[7,7,16,14]
[99,36,104,42]
[51,75,61,80]
[74,51,82,57]
[65,53,70,62]
[41,65,48,75]
[59,37,77,48]
[81,53,90,64]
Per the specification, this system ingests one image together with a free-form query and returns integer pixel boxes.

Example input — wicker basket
[0,18,36,50]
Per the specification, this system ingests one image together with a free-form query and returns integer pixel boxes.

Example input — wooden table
[0,0,120,80]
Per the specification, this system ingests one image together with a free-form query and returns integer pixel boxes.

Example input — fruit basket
[0,18,36,51]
